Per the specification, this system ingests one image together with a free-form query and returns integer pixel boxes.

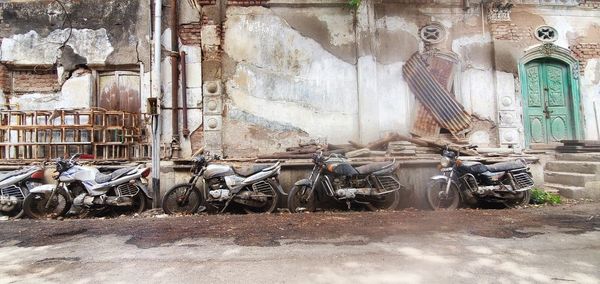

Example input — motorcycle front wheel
[162,183,203,215]
[242,180,280,214]
[287,185,316,213]
[23,190,71,219]
[426,179,460,210]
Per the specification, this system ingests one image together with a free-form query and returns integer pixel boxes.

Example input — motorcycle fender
[136,181,154,199]
[294,179,312,188]
[29,184,59,194]
[271,179,288,196]
[430,175,449,182]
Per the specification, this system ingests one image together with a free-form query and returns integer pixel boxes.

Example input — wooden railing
[0,109,150,161]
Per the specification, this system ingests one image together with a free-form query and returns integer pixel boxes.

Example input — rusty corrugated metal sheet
[411,55,456,137]
[412,103,439,137]
[403,54,471,134]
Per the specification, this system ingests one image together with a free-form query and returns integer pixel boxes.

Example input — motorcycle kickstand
[346,200,351,210]
[220,195,236,213]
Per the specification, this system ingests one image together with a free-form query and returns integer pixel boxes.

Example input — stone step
[544,183,587,199]
[544,171,598,187]
[544,161,600,175]
[556,153,600,162]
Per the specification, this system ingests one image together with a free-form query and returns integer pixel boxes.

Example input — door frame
[518,43,583,146]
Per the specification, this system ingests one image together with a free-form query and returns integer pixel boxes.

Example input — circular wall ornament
[503,131,516,143]
[207,118,218,129]
[420,24,445,44]
[207,100,218,111]
[501,96,513,107]
[534,26,558,43]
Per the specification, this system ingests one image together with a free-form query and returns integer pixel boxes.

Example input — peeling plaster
[224,6,359,143]
[375,16,419,36]
[581,59,600,140]
[0,29,114,65]
[315,13,354,47]
[228,107,305,133]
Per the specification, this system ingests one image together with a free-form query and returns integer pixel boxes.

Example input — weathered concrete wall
[222,6,359,157]
[216,1,600,157]
[0,0,151,113]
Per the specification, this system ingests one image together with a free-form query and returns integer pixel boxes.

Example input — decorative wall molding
[488,1,514,22]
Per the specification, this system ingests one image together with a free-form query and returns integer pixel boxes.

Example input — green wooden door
[524,60,574,145]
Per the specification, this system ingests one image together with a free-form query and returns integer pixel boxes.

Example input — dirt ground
[1,202,598,248]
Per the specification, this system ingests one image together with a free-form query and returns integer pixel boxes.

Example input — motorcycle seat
[355,161,396,175]
[485,160,526,173]
[0,167,35,182]
[233,164,271,177]
[95,166,138,184]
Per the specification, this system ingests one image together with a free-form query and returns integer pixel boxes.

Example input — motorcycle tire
[110,191,148,217]
[504,189,531,208]
[162,183,203,215]
[364,189,401,211]
[287,185,316,213]
[242,179,280,214]
[23,190,71,219]
[426,179,460,210]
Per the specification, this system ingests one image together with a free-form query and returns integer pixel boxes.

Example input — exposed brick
[227,0,269,6]
[11,69,60,93]
[179,22,202,45]
[196,0,216,5]
[570,43,600,75]
[490,22,532,41]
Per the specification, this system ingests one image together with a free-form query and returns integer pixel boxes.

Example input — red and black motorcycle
[287,152,403,212]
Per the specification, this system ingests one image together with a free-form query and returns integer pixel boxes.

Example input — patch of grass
[349,0,361,9]
[531,188,561,205]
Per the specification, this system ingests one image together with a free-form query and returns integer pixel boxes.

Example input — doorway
[522,59,578,145]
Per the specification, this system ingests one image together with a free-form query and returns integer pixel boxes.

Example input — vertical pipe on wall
[151,0,162,207]
[180,51,189,137]
[170,0,180,158]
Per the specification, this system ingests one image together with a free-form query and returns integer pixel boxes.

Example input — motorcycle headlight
[440,156,451,167]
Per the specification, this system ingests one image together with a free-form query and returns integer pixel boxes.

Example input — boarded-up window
[97,71,141,114]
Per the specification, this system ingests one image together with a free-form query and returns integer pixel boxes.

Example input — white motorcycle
[0,165,46,218]
[23,154,152,219]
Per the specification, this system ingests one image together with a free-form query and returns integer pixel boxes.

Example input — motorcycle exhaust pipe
[105,196,133,206]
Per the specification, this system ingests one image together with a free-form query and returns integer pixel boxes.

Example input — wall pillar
[355,0,380,144]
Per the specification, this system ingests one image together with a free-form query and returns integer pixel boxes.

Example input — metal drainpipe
[151,0,162,208]
[170,0,180,158]
[180,51,189,137]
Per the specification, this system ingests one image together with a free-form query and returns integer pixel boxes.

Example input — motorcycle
[23,154,152,219]
[426,145,534,210]
[161,150,284,214]
[287,151,402,212]
[0,165,45,218]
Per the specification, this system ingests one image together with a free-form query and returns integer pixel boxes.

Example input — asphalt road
[0,203,599,284]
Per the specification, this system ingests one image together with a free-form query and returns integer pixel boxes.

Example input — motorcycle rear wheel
[162,183,203,215]
[503,189,531,208]
[287,185,316,213]
[426,180,460,210]
[242,180,280,214]
[23,190,71,219]
[110,192,148,216]
[363,189,400,211]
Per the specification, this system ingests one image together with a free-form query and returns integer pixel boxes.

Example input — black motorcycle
[287,152,402,212]
[426,145,534,210]
[162,151,285,214]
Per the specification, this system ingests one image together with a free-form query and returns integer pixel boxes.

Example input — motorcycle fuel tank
[203,164,234,179]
